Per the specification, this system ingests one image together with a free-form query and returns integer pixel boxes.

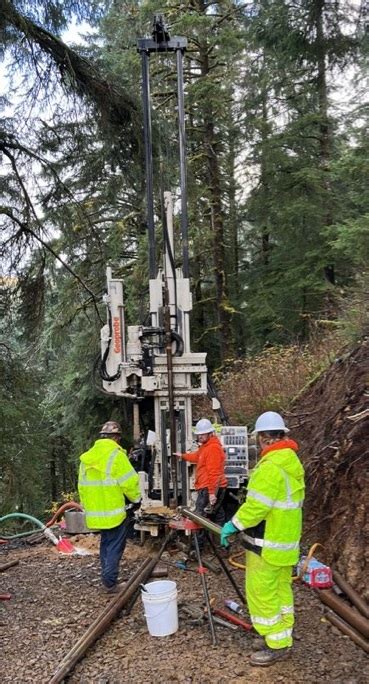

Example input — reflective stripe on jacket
[182,435,228,494]
[78,438,141,530]
[232,439,305,566]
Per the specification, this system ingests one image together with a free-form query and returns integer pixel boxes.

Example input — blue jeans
[100,518,132,588]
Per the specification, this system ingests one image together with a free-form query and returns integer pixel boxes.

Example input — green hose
[0,512,45,539]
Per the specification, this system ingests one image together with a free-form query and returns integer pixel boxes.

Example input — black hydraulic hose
[171,329,184,357]
[99,305,121,382]
[161,185,178,331]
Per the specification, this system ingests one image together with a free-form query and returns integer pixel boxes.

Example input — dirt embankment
[288,339,369,598]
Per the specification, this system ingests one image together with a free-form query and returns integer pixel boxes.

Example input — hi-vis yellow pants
[246,550,294,649]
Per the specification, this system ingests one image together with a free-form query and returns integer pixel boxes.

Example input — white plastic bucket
[141,580,178,637]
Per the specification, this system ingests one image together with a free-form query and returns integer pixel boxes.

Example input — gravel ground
[1,534,368,684]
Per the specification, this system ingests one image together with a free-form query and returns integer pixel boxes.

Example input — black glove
[129,500,142,513]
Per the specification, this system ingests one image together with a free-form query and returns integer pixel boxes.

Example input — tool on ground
[204,610,238,631]
[192,529,217,646]
[179,603,204,624]
[212,607,252,631]
[181,603,238,631]
[164,559,198,573]
[0,592,12,600]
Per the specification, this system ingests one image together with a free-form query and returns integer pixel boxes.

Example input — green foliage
[0,344,49,516]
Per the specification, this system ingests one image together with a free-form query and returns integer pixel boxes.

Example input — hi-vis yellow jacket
[78,438,141,530]
[232,439,305,566]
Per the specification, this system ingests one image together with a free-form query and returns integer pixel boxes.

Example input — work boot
[250,637,265,652]
[101,582,126,595]
[250,647,291,667]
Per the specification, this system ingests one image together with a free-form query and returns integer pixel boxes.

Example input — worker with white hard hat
[174,418,228,526]
[221,411,305,667]
[78,421,141,593]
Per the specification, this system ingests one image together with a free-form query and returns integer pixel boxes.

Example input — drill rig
[99,17,248,532]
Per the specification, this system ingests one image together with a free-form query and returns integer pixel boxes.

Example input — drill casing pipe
[180,508,222,536]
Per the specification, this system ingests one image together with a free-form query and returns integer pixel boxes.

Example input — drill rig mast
[100,16,207,514]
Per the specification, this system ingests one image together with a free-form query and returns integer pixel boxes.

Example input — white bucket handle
[143,604,174,620]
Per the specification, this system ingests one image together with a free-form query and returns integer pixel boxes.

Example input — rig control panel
[220,426,249,489]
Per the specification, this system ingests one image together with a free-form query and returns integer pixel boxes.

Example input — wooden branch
[2,0,139,138]
[347,408,369,422]
[1,205,103,324]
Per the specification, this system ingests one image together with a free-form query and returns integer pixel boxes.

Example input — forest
[0,0,368,517]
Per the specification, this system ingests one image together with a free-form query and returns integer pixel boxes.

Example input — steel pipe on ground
[325,610,369,654]
[0,560,19,572]
[317,589,369,640]
[49,531,174,684]
[332,570,369,620]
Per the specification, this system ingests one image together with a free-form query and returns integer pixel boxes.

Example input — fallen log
[325,610,369,654]
[332,569,369,620]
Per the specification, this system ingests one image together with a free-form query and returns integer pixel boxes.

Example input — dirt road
[1,536,368,683]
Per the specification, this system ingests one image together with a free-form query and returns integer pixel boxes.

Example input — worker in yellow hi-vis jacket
[221,411,305,667]
[78,421,141,594]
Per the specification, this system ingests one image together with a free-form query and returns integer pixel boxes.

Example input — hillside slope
[290,339,369,598]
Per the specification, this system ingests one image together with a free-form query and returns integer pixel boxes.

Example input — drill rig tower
[100,16,207,514]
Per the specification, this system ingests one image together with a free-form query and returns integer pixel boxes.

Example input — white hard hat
[253,411,289,434]
[194,418,214,435]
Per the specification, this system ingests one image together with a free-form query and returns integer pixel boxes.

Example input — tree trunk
[315,0,335,285]
[199,24,234,361]
[260,79,271,267]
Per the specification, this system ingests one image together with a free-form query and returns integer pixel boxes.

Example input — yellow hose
[228,550,246,569]
[228,542,324,576]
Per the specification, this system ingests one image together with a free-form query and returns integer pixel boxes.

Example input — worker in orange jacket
[175,418,228,526]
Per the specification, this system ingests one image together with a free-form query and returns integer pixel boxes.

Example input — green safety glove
[220,521,238,548]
